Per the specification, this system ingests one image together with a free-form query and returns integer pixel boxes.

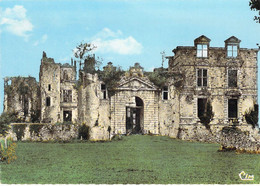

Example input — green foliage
[12,124,27,141]
[198,101,214,130]
[245,104,258,128]
[78,124,90,140]
[249,0,260,23]
[98,65,124,97]
[146,68,168,88]
[0,112,21,137]
[74,42,101,74]
[29,124,44,136]
[0,137,17,164]
[30,109,40,123]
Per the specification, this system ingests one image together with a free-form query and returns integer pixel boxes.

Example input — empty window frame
[101,84,107,99]
[63,110,72,122]
[162,86,168,100]
[46,97,51,106]
[197,44,208,57]
[63,90,72,102]
[198,98,207,118]
[227,45,238,58]
[48,84,51,91]
[228,70,238,87]
[197,69,207,87]
[228,99,238,118]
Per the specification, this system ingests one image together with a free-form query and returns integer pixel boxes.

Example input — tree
[0,112,21,137]
[249,0,260,23]
[73,42,101,73]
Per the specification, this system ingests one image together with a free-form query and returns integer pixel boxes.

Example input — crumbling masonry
[3,36,259,141]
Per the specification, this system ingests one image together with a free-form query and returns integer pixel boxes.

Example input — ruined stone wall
[40,57,61,123]
[3,77,40,122]
[77,72,110,140]
[60,66,78,123]
[158,85,180,138]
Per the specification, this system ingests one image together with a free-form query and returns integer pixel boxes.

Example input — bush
[13,124,27,141]
[78,124,90,140]
[245,104,258,128]
[198,101,214,130]
[0,111,21,137]
[29,124,44,136]
[0,137,17,164]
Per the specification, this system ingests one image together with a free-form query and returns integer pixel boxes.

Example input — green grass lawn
[1,135,259,184]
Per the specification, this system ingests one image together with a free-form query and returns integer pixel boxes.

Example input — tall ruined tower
[39,52,61,123]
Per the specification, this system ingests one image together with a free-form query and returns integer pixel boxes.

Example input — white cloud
[0,5,33,40]
[33,34,48,46]
[91,28,142,55]
[93,28,122,40]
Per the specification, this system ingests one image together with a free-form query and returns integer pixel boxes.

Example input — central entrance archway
[126,97,144,134]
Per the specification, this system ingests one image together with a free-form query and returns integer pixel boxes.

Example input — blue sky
[0,0,260,112]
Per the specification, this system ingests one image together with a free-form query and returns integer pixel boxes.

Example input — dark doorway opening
[63,111,72,122]
[126,97,144,134]
[228,99,238,118]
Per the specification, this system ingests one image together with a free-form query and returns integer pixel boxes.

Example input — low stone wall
[219,126,260,153]
[8,123,110,142]
[177,124,260,153]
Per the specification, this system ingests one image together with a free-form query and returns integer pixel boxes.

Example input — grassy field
[0,135,259,184]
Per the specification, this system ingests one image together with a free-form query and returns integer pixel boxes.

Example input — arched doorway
[126,97,144,134]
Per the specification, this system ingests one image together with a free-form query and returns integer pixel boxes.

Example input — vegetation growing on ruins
[245,104,258,128]
[198,100,214,130]
[0,112,21,137]
[98,65,125,97]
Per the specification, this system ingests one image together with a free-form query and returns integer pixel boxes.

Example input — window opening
[46,97,51,106]
[197,69,207,87]
[228,99,238,118]
[101,84,107,99]
[63,111,72,122]
[198,98,207,118]
[227,45,238,57]
[48,84,51,91]
[197,44,208,57]
[162,86,168,100]
[228,70,237,87]
[63,90,72,102]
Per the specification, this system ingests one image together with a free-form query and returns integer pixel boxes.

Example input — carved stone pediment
[117,77,157,91]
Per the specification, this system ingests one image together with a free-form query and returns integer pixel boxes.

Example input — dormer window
[197,44,208,58]
[227,45,238,58]
[194,35,211,58]
[225,36,241,58]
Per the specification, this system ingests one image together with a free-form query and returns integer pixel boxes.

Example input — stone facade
[3,35,259,142]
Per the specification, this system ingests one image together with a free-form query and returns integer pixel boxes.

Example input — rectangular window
[198,98,207,118]
[46,97,51,106]
[162,86,168,100]
[227,45,238,58]
[101,84,107,99]
[63,90,72,102]
[63,111,72,122]
[228,99,238,118]
[197,44,208,57]
[48,84,51,91]
[197,69,207,87]
[228,70,237,87]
